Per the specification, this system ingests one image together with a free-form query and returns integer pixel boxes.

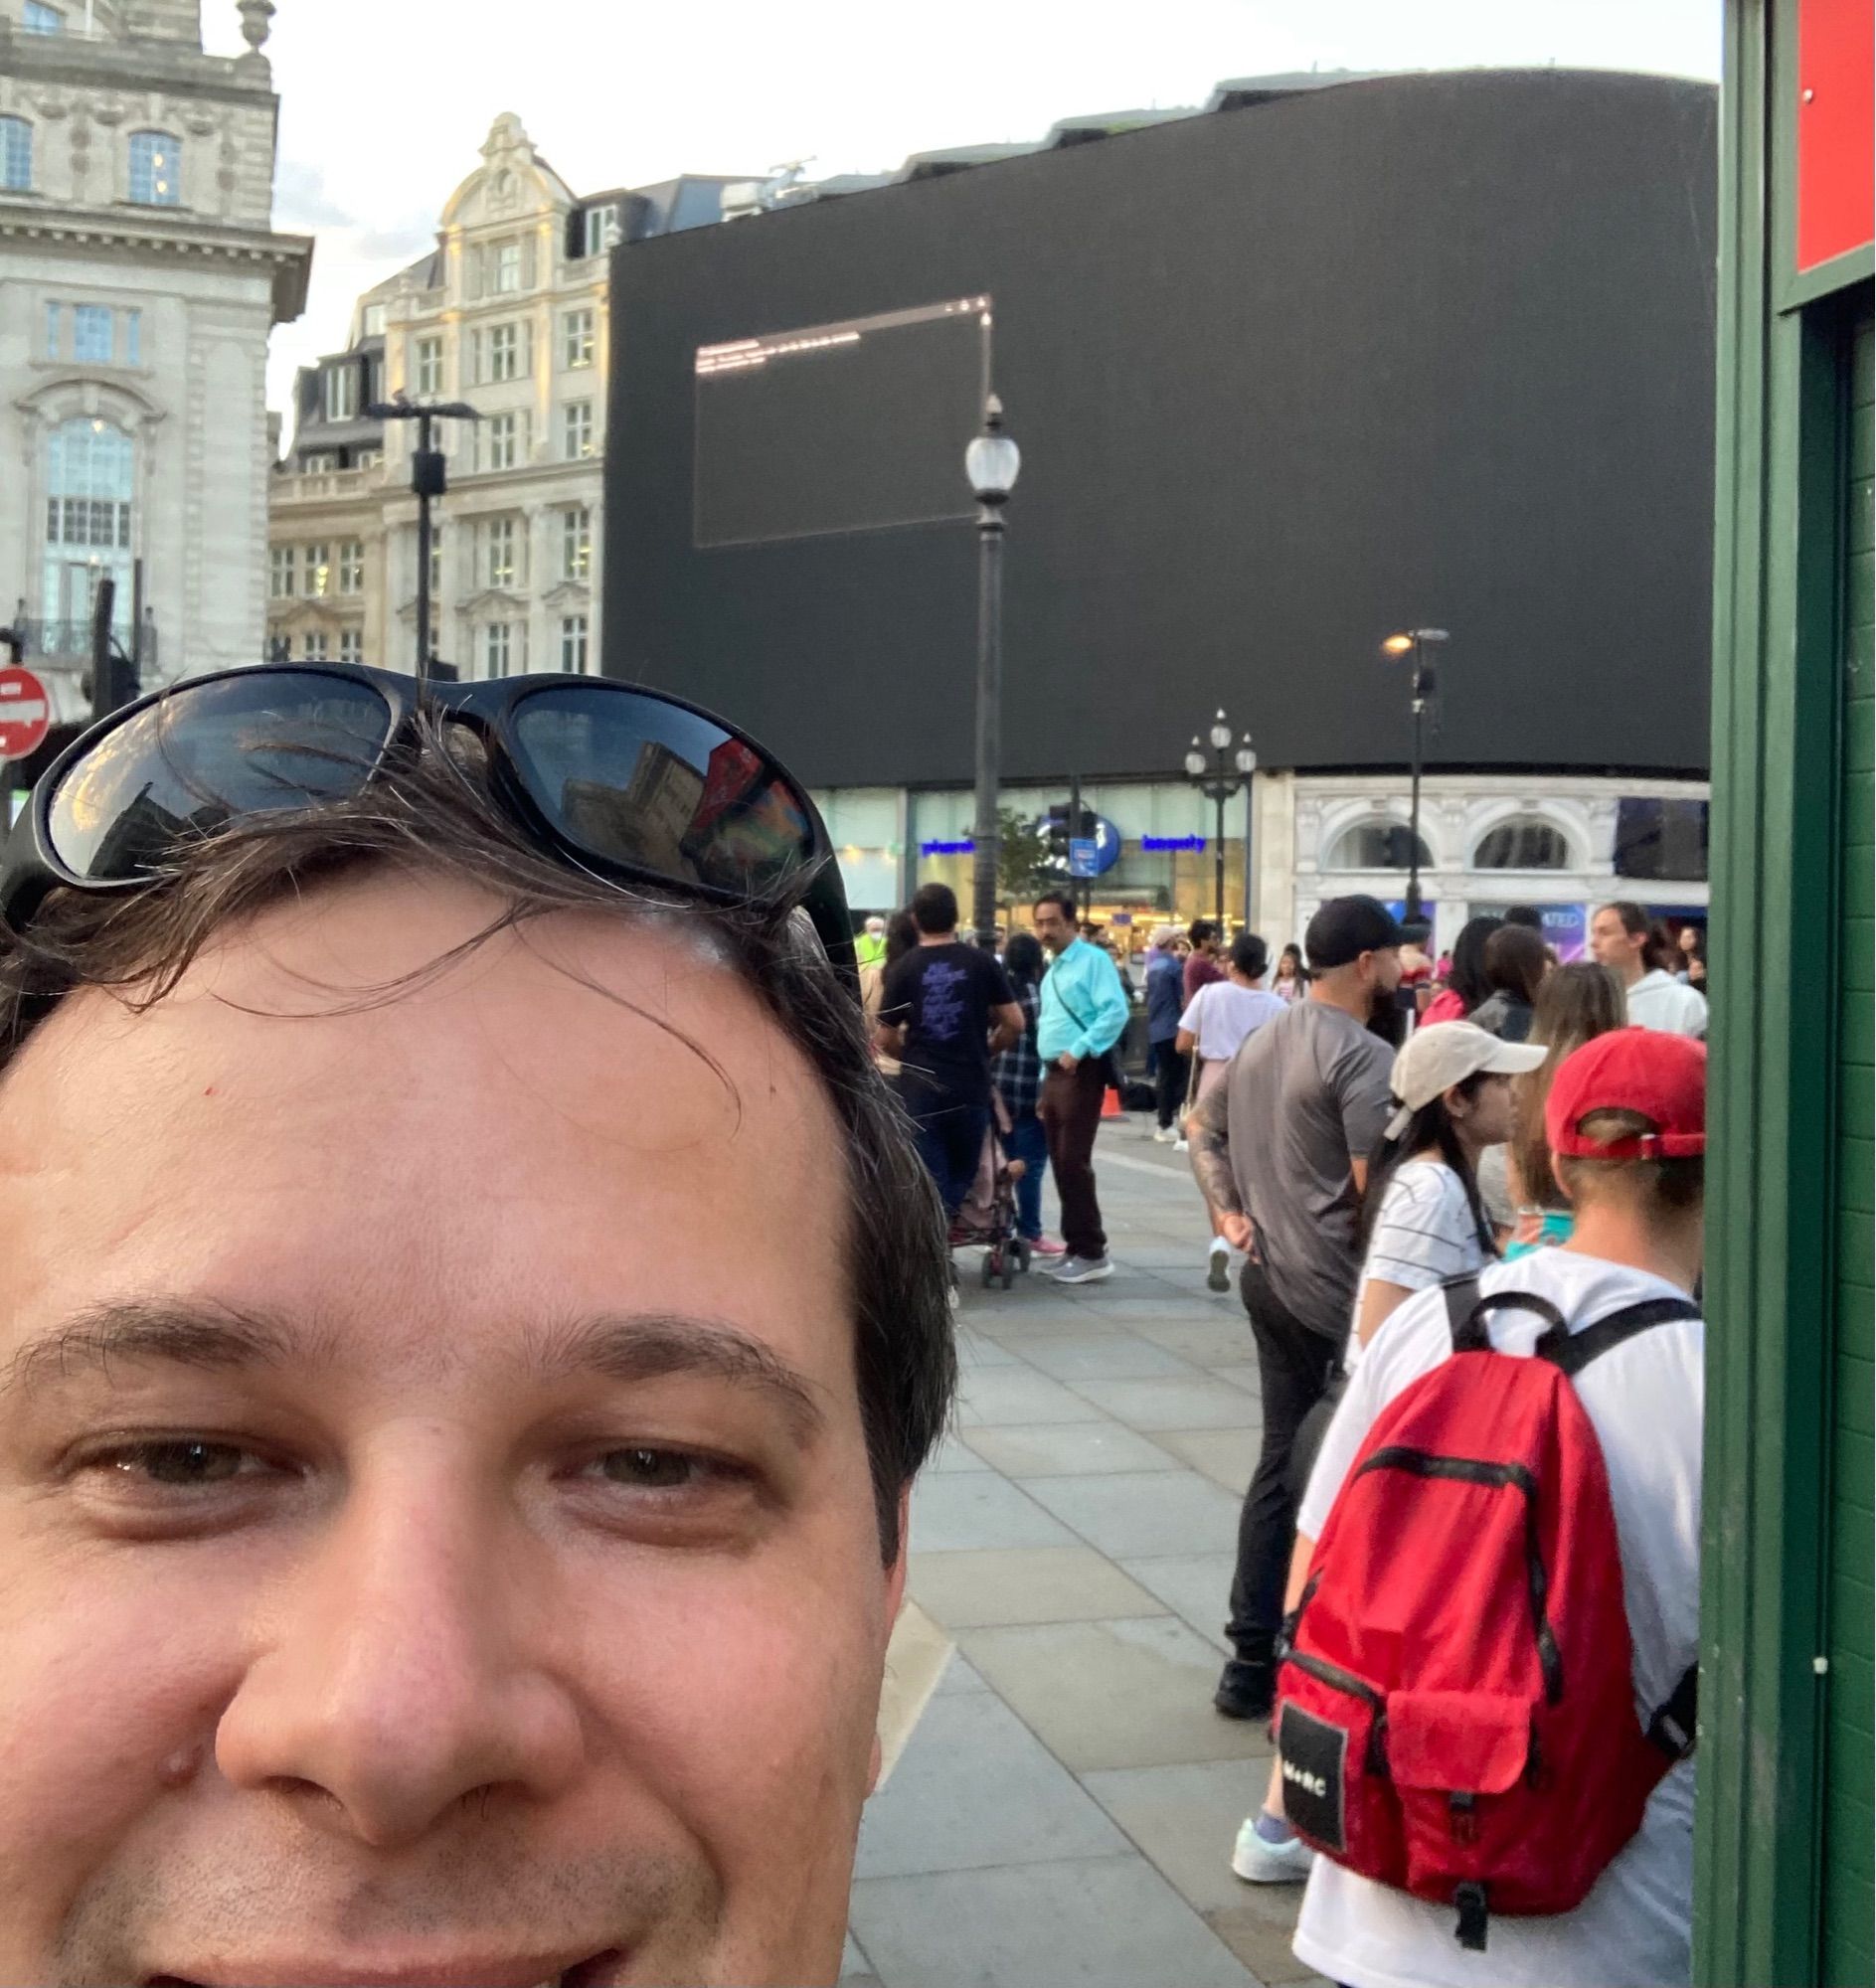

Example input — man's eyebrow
[1,1301,829,1439]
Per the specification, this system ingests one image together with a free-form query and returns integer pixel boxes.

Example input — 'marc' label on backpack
[1278,1702,1349,1851]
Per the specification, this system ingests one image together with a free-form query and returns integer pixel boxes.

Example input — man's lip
[146,1944,623,1988]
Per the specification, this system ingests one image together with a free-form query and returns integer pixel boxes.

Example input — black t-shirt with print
[880,942,1016,1105]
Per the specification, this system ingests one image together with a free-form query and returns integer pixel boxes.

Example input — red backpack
[1273,1278,1700,1952]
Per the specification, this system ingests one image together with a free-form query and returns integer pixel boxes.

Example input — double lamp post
[1184,714,1258,927]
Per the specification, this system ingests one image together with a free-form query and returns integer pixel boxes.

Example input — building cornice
[0,200,313,320]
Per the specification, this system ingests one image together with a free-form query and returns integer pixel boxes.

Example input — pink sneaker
[1028,1234,1068,1257]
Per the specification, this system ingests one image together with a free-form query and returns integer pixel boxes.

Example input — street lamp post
[1381,628,1449,927]
[366,395,482,689]
[965,395,1020,949]
[1182,710,1259,927]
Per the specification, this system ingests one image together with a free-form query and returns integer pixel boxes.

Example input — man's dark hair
[1444,914,1502,1012]
[1502,905,1544,930]
[1230,931,1269,981]
[1033,890,1077,921]
[910,882,959,935]
[1483,923,1549,1006]
[0,721,954,1564]
[1188,918,1220,947]
[1002,930,1045,986]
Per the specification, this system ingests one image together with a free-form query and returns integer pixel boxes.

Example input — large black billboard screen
[694,299,989,547]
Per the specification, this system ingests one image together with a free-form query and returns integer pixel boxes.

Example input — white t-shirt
[1625,970,1708,1038]
[1291,1249,1704,1988]
[1178,980,1286,1064]
[1344,1159,1489,1374]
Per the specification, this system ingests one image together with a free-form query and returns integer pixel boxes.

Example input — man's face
[1364,945,1405,1010]
[1590,909,1643,971]
[1031,902,1073,952]
[0,874,902,1987]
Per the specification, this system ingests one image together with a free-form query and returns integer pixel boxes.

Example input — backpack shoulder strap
[1443,1275,1570,1354]
[1646,1660,1699,1760]
[1534,1297,1702,1379]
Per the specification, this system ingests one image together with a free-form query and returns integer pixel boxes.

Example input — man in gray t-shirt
[1188,895,1401,1721]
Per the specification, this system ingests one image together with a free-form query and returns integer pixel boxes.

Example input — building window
[562,505,591,582]
[23,2,64,31]
[299,450,338,473]
[128,129,181,207]
[479,412,525,472]
[1473,818,1572,871]
[483,621,513,677]
[42,419,134,633]
[122,308,141,365]
[339,627,364,665]
[270,545,296,597]
[494,241,521,293]
[484,518,518,589]
[324,364,358,422]
[0,116,32,193]
[354,447,381,471]
[582,205,620,257]
[302,629,330,661]
[336,542,364,593]
[362,303,388,337]
[560,613,589,673]
[74,305,113,363]
[416,336,442,398]
[305,544,332,596]
[43,301,62,358]
[563,400,595,459]
[267,628,291,660]
[1325,821,1432,871]
[487,322,521,383]
[562,308,595,369]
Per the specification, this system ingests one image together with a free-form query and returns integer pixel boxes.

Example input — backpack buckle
[1448,1791,1478,1843]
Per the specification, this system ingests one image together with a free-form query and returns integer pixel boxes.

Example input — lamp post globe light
[966,395,1020,949]
[1181,708,1258,925]
[1380,627,1449,928]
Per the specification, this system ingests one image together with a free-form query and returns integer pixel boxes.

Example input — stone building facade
[0,0,310,725]
[267,113,738,680]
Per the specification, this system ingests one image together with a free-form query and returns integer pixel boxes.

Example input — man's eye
[96,1439,253,1487]
[595,1446,709,1490]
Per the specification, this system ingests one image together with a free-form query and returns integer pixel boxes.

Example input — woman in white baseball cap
[1349,1021,1548,1361]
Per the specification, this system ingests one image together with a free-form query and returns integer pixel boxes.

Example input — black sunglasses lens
[508,684,816,895]
[48,671,393,882]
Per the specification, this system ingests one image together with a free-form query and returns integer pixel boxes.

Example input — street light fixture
[1380,626,1449,927]
[1182,708,1259,925]
[366,393,482,690]
[966,394,1020,950]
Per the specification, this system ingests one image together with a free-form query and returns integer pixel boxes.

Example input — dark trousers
[1005,1109,1048,1239]
[1040,1060,1108,1259]
[1227,1256,1346,1660]
[1152,1042,1189,1128]
[906,1091,990,1221]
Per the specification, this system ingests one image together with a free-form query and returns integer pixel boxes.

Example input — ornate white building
[0,0,311,727]
[267,114,739,681]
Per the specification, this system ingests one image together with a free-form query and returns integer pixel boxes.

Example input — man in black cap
[1187,894,1402,1723]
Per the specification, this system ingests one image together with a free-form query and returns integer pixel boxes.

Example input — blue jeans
[907,1094,991,1220]
[1005,1109,1048,1240]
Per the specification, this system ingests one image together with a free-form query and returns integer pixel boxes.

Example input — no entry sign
[0,667,52,762]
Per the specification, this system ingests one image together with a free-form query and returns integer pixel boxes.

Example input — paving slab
[855,1687,1131,1881]
[1204,1898,1329,1986]
[909,1472,1079,1553]
[1147,1425,1261,1491]
[1082,1757,1275,1915]
[1117,1552,1239,1654]
[1009,1334,1204,1383]
[922,1432,993,1475]
[955,1367,1111,1427]
[1021,1468,1243,1561]
[958,1617,1271,1772]
[931,1650,993,1695]
[1209,1362,1264,1396]
[1071,1375,1268,1431]
[964,1420,1185,1478]
[847,1855,1258,1988]
[1131,1315,1258,1366]
[911,1546,1167,1630]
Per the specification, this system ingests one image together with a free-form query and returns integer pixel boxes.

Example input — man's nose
[214,1443,586,1848]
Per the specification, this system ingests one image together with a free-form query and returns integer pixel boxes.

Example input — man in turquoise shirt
[1032,891,1132,1282]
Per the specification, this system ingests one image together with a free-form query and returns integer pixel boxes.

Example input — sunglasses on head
[0,663,857,986]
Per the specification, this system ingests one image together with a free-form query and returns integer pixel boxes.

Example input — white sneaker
[1207,1240,1232,1292]
[1174,1137,1189,1153]
[1049,1254,1114,1284]
[1231,1816,1315,1884]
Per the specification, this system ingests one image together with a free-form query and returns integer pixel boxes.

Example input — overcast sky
[212,0,1722,416]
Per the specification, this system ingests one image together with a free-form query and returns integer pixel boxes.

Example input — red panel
[1797,0,1875,272]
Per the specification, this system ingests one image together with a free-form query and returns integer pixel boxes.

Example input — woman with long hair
[1272,942,1307,1004]
[1503,959,1627,1256]
[991,929,1065,1257]
[1420,914,1501,1024]
[863,910,920,1077]
[1470,922,1552,1043]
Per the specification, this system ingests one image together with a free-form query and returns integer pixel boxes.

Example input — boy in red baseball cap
[1254,1027,1707,1988]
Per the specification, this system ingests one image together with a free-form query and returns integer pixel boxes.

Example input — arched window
[0,116,33,193]
[128,129,181,206]
[1326,821,1433,871]
[1474,818,1572,870]
[42,417,134,642]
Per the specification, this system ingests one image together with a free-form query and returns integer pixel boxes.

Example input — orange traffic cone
[1101,1084,1123,1118]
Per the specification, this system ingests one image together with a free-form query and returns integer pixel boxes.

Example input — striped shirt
[1351,1159,1487,1337]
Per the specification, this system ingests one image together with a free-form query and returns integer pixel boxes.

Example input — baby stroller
[952,1109,1032,1290]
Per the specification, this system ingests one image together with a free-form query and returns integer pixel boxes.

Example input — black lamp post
[965,395,1021,949]
[1183,710,1259,926]
[366,394,481,689]
[1380,628,1449,927]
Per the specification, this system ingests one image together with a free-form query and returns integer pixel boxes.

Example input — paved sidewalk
[844,1113,1325,1988]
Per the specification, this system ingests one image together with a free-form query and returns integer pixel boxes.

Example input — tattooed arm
[1187,1081,1254,1249]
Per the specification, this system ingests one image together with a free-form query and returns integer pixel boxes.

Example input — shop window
[1473,817,1572,870]
[1325,821,1432,871]
[1615,798,1709,882]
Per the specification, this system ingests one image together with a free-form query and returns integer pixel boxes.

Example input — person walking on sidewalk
[1186,895,1403,1720]
[1145,924,1188,1143]
[993,930,1067,1260]
[1183,918,1226,1006]
[1033,889,1130,1285]
[1179,931,1287,1289]
[1591,900,1709,1037]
